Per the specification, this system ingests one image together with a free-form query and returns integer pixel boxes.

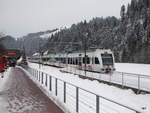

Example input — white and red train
[29,49,115,73]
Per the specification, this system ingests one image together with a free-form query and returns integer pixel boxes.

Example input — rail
[23,66,144,113]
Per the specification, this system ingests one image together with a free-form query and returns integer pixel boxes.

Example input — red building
[0,55,7,73]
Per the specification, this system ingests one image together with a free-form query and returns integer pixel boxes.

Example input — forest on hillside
[44,0,150,63]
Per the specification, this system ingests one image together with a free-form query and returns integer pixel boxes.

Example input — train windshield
[101,54,113,65]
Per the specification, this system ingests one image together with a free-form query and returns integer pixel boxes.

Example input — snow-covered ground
[27,62,150,113]
[59,63,150,92]
[0,69,11,113]
[115,63,150,75]
[0,69,10,92]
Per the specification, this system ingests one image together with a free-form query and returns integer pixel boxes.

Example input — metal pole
[66,53,68,72]
[84,33,88,76]
[76,87,79,113]
[36,70,38,80]
[138,75,140,92]
[39,39,42,69]
[122,72,124,88]
[55,78,57,96]
[45,74,47,87]
[39,71,40,82]
[49,76,52,91]
[42,72,43,84]
[64,82,66,103]
[84,34,87,76]
[34,69,35,78]
[96,95,99,113]
[33,69,34,77]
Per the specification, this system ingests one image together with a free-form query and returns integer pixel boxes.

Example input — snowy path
[0,67,64,113]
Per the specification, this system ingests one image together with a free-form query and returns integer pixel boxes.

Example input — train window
[101,54,113,65]
[78,57,82,66]
[62,58,64,64]
[56,57,59,61]
[95,57,100,64]
[92,57,94,64]
[62,58,64,63]
[68,58,70,64]
[73,58,75,65]
[70,58,73,64]
[61,58,63,63]
[83,57,90,64]
[87,57,90,64]
[73,58,77,65]
[83,57,85,64]
[69,58,71,64]
[64,58,66,64]
[76,58,78,65]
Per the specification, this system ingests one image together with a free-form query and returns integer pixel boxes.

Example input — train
[29,49,115,73]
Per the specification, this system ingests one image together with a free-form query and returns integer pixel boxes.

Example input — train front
[100,51,115,73]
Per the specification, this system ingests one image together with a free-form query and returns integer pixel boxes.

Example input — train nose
[105,65,112,72]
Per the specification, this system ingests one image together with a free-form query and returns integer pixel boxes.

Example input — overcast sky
[0,0,131,37]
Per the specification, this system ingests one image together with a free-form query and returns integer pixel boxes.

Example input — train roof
[45,49,113,57]
[32,49,113,58]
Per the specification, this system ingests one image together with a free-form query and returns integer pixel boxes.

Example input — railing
[62,67,150,93]
[24,66,144,113]
[113,71,150,92]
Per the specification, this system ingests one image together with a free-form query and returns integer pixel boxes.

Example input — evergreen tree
[120,5,126,21]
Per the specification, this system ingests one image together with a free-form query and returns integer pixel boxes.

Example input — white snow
[40,33,52,38]
[115,63,150,76]
[0,69,10,91]
[17,56,23,64]
[0,69,11,113]
[59,63,150,92]
[32,52,40,56]
[43,50,49,55]
[27,62,150,113]
[40,29,60,38]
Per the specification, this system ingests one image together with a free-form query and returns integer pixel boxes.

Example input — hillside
[0,29,58,56]
[44,0,150,63]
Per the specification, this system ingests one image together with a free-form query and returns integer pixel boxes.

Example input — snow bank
[0,68,11,91]
[116,63,150,75]
[0,68,11,113]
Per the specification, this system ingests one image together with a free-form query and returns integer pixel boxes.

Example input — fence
[25,66,143,113]
[63,67,150,93]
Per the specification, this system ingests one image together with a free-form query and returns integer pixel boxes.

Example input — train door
[93,57,100,72]
[86,56,92,71]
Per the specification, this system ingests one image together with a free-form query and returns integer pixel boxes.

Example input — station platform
[0,67,65,113]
